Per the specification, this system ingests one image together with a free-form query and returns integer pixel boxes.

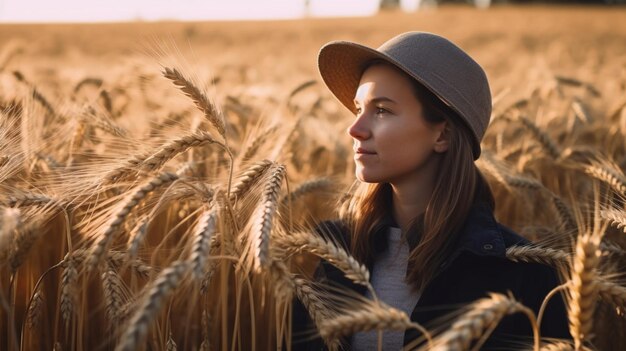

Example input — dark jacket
[291,203,570,350]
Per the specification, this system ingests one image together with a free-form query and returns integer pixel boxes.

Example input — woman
[292,32,569,350]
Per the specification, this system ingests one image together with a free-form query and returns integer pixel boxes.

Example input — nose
[347,112,370,140]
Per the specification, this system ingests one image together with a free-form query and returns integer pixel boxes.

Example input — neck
[390,156,440,232]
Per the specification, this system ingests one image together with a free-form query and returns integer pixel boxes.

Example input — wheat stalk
[89,172,179,269]
[162,67,226,138]
[116,260,189,351]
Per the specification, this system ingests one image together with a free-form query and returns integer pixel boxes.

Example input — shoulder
[496,222,530,248]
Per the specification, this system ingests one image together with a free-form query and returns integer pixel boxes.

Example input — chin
[355,171,382,184]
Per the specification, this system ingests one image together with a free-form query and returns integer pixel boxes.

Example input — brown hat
[318,31,492,159]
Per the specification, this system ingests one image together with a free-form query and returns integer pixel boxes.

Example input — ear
[433,122,450,153]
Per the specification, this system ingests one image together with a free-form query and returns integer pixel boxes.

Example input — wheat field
[1,5,625,351]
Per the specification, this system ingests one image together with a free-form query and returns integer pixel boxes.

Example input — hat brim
[318,40,459,115]
[318,40,483,158]
[318,41,393,115]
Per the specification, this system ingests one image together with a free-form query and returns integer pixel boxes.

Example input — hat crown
[317,31,492,159]
[377,32,491,145]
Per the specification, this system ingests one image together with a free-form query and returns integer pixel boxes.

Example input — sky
[0,0,396,23]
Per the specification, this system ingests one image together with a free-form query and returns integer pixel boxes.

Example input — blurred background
[0,0,624,22]
[1,1,626,351]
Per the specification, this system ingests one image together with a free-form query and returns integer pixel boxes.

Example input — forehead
[355,64,415,100]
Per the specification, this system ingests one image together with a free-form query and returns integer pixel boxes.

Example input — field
[1,4,626,351]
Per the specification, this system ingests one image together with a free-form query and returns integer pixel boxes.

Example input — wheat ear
[430,293,538,351]
[5,193,56,207]
[0,207,20,261]
[26,290,44,329]
[478,153,543,191]
[189,205,219,281]
[551,194,577,232]
[101,263,127,325]
[537,341,576,350]
[516,114,562,159]
[60,256,78,325]
[600,208,626,233]
[162,67,226,138]
[69,248,151,278]
[8,221,43,273]
[595,277,626,310]
[116,261,189,351]
[293,278,339,349]
[506,245,570,269]
[166,334,177,351]
[319,302,417,345]
[568,234,601,350]
[141,131,226,173]
[240,125,278,162]
[267,258,295,300]
[554,75,601,97]
[127,219,149,259]
[229,159,273,202]
[0,155,10,168]
[584,164,626,196]
[276,231,370,286]
[81,106,128,137]
[279,177,333,208]
[89,172,179,270]
[249,164,285,271]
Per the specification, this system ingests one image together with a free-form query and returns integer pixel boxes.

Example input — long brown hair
[340,62,495,292]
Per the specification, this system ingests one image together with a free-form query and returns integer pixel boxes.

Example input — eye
[376,107,390,115]
[354,106,362,115]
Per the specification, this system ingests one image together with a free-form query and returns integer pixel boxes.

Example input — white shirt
[352,227,421,350]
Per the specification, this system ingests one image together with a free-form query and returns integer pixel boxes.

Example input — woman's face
[349,64,448,184]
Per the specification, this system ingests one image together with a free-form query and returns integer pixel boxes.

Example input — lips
[354,147,376,155]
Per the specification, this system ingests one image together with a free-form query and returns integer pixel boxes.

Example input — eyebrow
[353,96,397,106]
